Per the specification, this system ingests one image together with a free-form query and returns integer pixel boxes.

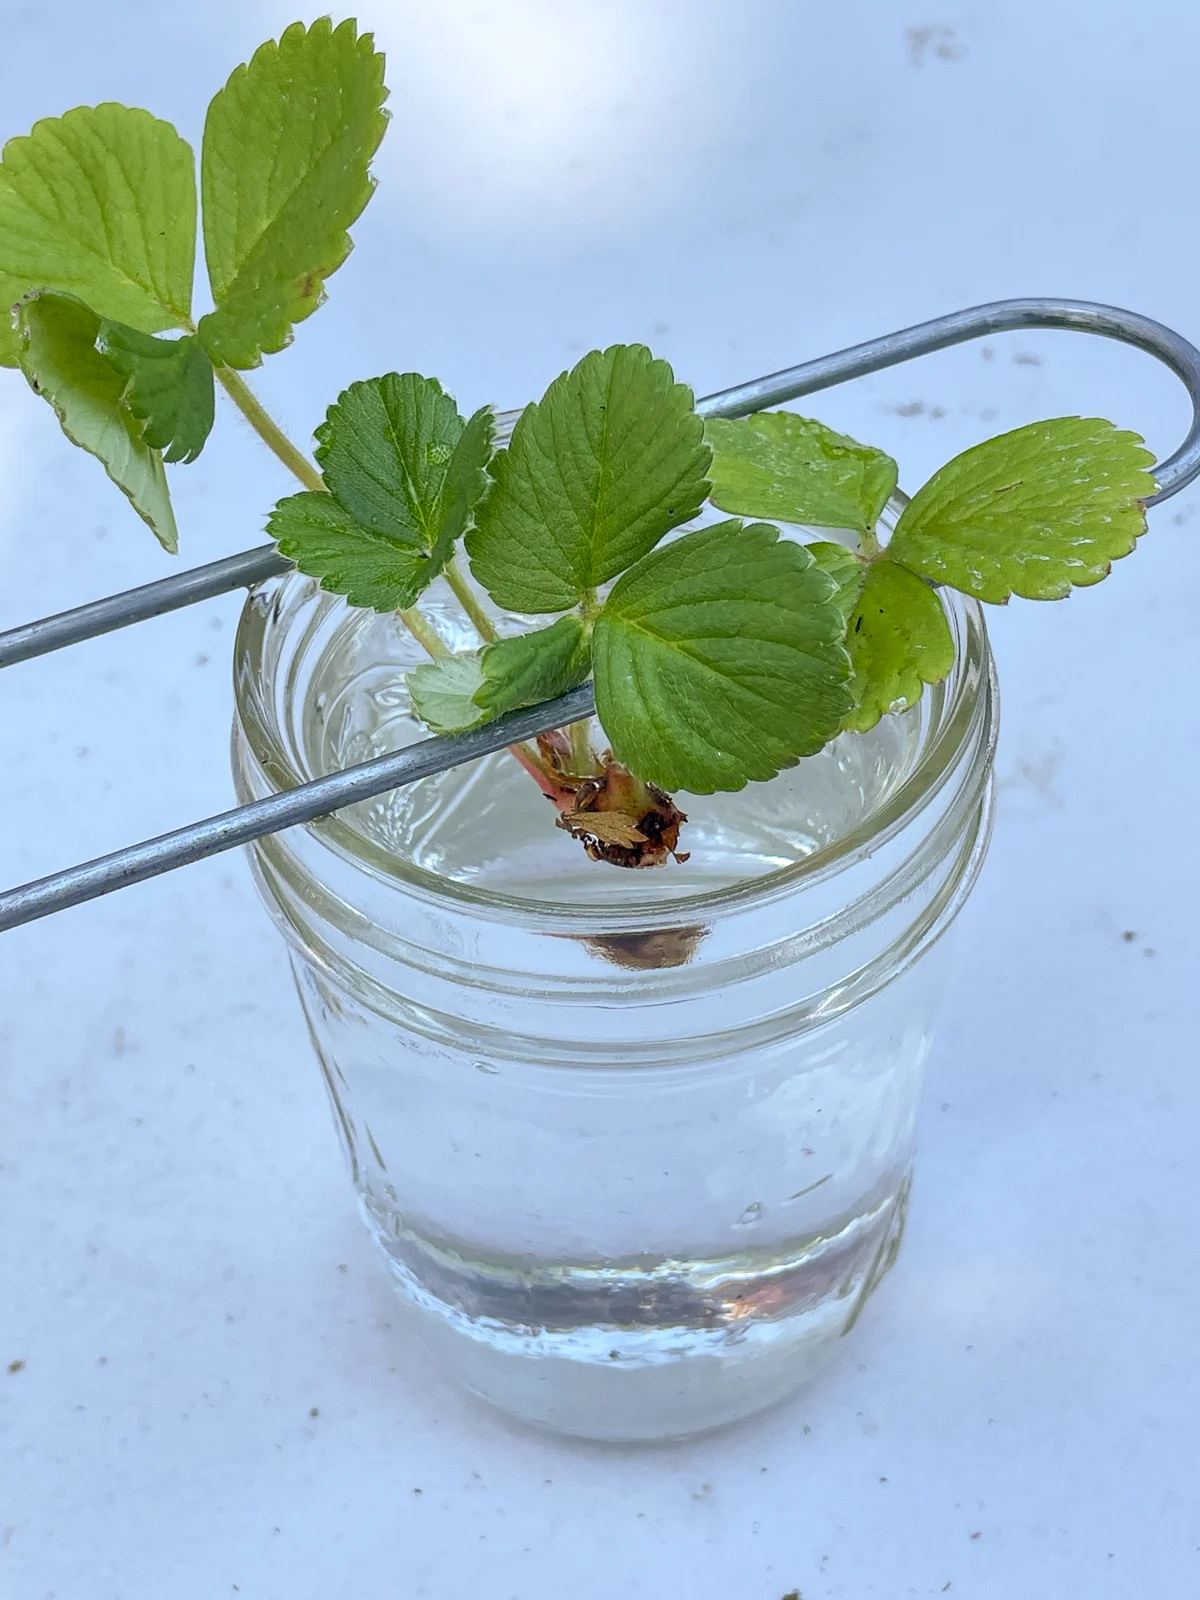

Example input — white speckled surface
[2,3,1198,1596]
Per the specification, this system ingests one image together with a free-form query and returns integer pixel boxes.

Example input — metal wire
[0,685,598,930]
[0,543,290,669]
[2,296,1198,933]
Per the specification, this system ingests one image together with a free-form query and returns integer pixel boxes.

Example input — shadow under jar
[232,528,997,1443]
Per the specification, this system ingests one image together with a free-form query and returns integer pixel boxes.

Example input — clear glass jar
[231,516,996,1442]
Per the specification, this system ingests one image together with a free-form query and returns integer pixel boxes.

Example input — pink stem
[507,742,576,808]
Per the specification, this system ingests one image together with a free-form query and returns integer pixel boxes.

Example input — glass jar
[231,518,996,1442]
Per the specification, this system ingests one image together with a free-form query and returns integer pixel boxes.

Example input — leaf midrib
[380,404,443,551]
[581,356,619,589]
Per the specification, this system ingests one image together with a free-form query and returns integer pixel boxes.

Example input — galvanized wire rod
[2,296,1198,934]
[0,685,598,931]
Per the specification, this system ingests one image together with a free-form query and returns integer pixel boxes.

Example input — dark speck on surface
[7,1359,25,1375]
[907,24,966,66]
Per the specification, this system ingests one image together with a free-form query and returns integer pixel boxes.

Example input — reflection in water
[586,927,707,970]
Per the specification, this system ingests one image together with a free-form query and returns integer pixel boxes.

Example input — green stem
[570,594,604,776]
[444,557,498,642]
[860,522,882,560]
[215,366,325,493]
[567,718,599,776]
[398,607,447,659]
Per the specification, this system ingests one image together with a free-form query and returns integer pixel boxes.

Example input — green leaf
[843,559,955,733]
[407,652,487,734]
[97,323,215,464]
[198,18,389,369]
[315,374,490,553]
[475,615,593,719]
[269,490,442,612]
[270,376,494,612]
[592,520,852,794]
[438,404,497,561]
[887,417,1158,603]
[807,540,866,626]
[16,292,177,551]
[706,412,898,535]
[0,104,196,367]
[466,344,711,613]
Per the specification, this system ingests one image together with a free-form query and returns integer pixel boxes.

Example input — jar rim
[234,554,996,935]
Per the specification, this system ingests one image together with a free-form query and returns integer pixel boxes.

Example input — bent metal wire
[2,297,1199,934]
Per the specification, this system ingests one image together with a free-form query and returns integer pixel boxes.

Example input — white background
[2,3,1198,1596]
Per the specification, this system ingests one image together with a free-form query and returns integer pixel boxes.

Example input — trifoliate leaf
[198,18,389,369]
[407,652,486,734]
[466,344,711,613]
[887,417,1157,603]
[843,559,955,733]
[592,520,853,794]
[0,104,196,367]
[269,380,494,612]
[474,615,593,719]
[269,491,441,612]
[97,323,215,464]
[807,541,866,626]
[16,292,177,551]
[706,412,898,535]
